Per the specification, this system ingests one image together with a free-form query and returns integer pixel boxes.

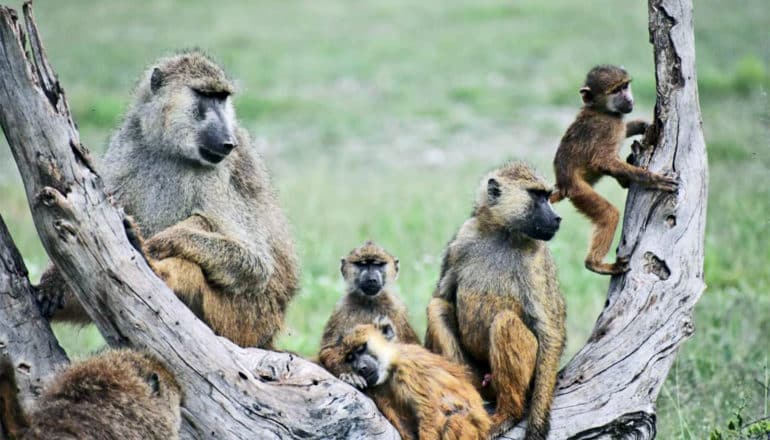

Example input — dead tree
[0,0,706,438]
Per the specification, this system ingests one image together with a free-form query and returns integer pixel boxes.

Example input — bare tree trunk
[0,214,69,415]
[0,3,397,439]
[0,0,707,438]
[503,0,708,438]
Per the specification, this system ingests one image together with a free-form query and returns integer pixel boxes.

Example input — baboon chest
[454,245,531,361]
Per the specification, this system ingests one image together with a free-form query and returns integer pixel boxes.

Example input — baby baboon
[36,51,299,348]
[550,64,678,275]
[318,241,419,388]
[340,324,490,440]
[0,350,181,440]
[425,162,565,440]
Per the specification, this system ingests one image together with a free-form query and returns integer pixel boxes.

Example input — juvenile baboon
[0,350,181,440]
[550,64,678,275]
[339,324,490,440]
[318,241,419,388]
[36,51,299,348]
[424,162,565,440]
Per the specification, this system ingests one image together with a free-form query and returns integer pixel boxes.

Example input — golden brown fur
[36,51,299,348]
[339,324,490,440]
[425,162,565,440]
[0,350,180,440]
[318,241,419,387]
[551,64,677,275]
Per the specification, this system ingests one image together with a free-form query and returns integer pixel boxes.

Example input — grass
[0,0,768,437]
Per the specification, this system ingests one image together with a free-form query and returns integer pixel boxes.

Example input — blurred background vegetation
[0,1,767,437]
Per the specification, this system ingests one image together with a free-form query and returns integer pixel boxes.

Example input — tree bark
[0,0,707,438]
[0,3,397,439]
[0,214,69,415]
[502,0,708,438]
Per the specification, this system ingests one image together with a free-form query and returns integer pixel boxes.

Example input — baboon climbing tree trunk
[0,0,706,439]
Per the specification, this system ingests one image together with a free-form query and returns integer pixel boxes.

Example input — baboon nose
[555,216,562,224]
[222,140,237,152]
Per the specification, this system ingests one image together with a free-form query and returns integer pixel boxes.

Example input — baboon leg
[489,310,538,433]
[151,257,207,318]
[425,297,468,366]
[201,287,279,348]
[569,180,624,275]
[601,159,678,192]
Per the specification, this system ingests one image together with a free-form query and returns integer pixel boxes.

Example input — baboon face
[480,164,561,241]
[141,53,238,167]
[343,325,391,387]
[341,241,399,296]
[580,65,634,115]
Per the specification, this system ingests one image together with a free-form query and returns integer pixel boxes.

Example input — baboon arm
[599,158,670,188]
[525,321,566,440]
[376,398,415,440]
[625,119,649,137]
[145,216,273,296]
[424,297,469,366]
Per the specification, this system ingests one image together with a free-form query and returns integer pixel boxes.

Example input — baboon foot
[585,259,629,275]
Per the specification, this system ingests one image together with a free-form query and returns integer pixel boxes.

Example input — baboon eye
[527,189,550,199]
[193,89,230,101]
[345,353,355,363]
[356,343,367,354]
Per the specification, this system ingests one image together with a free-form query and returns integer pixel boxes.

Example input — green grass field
[0,1,768,437]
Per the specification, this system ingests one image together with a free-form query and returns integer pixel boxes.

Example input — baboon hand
[34,282,65,318]
[34,267,66,318]
[653,173,679,192]
[339,372,368,389]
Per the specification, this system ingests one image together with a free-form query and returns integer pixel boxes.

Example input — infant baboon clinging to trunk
[551,64,678,275]
[36,51,299,348]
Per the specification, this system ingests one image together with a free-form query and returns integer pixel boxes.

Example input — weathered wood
[0,214,69,415]
[0,3,398,439]
[502,0,707,438]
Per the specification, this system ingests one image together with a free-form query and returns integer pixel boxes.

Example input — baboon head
[340,241,399,297]
[580,64,634,115]
[475,162,561,241]
[341,324,395,387]
[135,51,238,167]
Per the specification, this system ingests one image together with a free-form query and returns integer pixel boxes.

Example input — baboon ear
[150,68,164,93]
[487,178,502,204]
[579,86,593,104]
[393,259,399,273]
[340,258,347,274]
[147,372,161,396]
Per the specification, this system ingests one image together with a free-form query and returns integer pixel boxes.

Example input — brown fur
[340,324,490,440]
[36,51,299,348]
[551,64,677,275]
[0,350,180,440]
[425,162,566,440]
[318,241,419,386]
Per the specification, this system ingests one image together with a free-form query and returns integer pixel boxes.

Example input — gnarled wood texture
[0,0,706,438]
[0,3,397,439]
[0,214,69,417]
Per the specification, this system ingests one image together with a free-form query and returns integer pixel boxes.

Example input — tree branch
[503,0,708,438]
[0,214,69,415]
[0,3,398,439]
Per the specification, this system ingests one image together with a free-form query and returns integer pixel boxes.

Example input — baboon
[36,51,299,348]
[0,350,181,440]
[339,324,490,440]
[318,241,419,388]
[550,64,678,275]
[424,162,565,440]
